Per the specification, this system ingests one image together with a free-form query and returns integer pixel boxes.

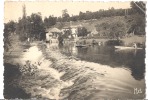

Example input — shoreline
[74,35,145,47]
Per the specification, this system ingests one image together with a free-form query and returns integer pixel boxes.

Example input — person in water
[133,43,137,49]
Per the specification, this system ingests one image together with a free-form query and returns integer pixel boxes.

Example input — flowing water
[59,43,145,81]
[58,43,145,99]
[4,42,145,99]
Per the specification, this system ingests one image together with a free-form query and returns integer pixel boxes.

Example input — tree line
[58,8,132,22]
[4,1,146,42]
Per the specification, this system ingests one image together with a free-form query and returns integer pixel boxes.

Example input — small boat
[75,45,88,47]
[114,46,143,50]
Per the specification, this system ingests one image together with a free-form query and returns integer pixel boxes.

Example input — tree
[15,4,28,41]
[95,21,126,39]
[62,28,72,38]
[16,13,46,41]
[70,15,78,21]
[29,13,45,40]
[44,16,57,28]
[4,21,16,34]
[109,21,126,39]
[127,1,146,35]
[127,13,145,35]
[22,4,27,36]
[4,21,17,51]
[44,17,49,28]
[95,22,110,37]
[77,27,88,37]
[79,11,85,20]
[130,1,146,15]
[62,9,70,22]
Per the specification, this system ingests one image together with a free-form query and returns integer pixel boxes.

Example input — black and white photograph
[3,1,146,99]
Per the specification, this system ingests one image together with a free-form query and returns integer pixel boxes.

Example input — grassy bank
[121,35,146,46]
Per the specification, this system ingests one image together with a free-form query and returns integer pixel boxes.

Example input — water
[59,43,145,81]
[4,43,145,99]
[58,43,145,99]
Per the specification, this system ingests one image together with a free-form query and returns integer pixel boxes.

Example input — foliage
[16,13,46,41]
[62,9,70,22]
[4,21,16,37]
[44,16,57,28]
[130,1,146,14]
[106,40,124,46]
[29,13,45,40]
[62,28,72,38]
[57,8,133,22]
[127,1,146,35]
[127,14,145,35]
[95,20,127,39]
[4,21,17,51]
[77,27,89,37]
[109,21,126,39]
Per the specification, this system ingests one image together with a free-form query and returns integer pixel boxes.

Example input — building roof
[63,24,83,29]
[46,28,62,33]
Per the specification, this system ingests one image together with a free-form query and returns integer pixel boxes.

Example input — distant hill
[54,15,146,45]
[55,16,126,32]
[54,16,128,40]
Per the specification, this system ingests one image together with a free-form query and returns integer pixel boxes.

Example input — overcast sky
[4,1,131,23]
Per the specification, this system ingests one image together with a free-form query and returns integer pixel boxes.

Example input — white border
[0,0,147,99]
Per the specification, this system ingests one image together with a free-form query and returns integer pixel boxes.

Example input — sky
[4,1,131,23]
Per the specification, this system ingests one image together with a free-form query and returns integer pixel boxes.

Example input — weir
[4,42,145,99]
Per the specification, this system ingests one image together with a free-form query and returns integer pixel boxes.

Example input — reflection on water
[59,43,145,81]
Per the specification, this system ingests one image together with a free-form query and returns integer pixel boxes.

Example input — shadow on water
[3,63,31,99]
[112,49,145,80]
[59,43,145,81]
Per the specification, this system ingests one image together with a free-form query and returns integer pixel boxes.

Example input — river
[4,42,145,99]
[59,43,145,81]
[58,42,145,99]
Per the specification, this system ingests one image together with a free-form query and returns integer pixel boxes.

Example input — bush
[106,40,124,46]
[77,27,88,37]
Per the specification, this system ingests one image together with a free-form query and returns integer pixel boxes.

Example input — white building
[62,25,83,39]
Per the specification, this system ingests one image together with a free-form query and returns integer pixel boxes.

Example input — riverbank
[75,35,145,47]
[4,41,32,99]
[3,41,42,99]
[4,42,145,99]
